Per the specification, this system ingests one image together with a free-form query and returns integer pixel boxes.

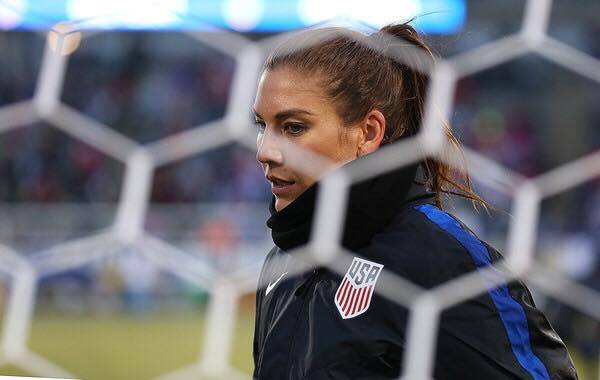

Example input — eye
[283,123,306,135]
[254,120,266,133]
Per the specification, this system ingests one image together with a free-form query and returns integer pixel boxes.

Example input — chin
[274,197,292,212]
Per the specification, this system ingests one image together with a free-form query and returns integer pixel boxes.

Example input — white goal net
[0,0,598,379]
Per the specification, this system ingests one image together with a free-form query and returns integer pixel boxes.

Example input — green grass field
[0,310,596,379]
[0,310,255,379]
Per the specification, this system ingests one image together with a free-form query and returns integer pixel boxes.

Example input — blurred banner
[0,0,465,33]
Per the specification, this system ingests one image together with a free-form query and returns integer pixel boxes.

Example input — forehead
[254,68,330,116]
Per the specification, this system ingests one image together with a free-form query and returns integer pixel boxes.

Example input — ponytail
[378,22,489,210]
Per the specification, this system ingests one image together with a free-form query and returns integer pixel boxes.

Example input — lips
[271,178,294,186]
[267,175,296,196]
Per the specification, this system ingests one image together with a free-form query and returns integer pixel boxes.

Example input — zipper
[256,268,321,378]
[285,268,321,375]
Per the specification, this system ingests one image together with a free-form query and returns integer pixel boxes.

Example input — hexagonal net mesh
[0,1,599,379]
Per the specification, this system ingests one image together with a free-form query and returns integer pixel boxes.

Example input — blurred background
[0,0,598,379]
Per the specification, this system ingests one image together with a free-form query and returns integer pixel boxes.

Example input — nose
[256,129,284,166]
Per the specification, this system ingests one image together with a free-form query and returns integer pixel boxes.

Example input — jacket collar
[266,157,434,251]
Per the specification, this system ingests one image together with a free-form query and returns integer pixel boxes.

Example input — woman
[252,22,577,380]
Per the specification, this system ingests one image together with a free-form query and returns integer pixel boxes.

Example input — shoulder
[358,202,501,289]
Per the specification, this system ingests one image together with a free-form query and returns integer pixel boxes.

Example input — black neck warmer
[266,157,429,251]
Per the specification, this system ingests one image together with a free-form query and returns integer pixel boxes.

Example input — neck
[266,158,429,251]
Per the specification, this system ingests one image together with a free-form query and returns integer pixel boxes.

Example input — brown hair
[264,22,487,210]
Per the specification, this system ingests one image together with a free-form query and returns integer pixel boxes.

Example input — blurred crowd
[0,20,599,362]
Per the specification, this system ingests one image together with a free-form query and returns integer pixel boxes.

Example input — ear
[356,109,386,157]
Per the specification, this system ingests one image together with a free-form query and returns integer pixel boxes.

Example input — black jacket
[253,159,577,380]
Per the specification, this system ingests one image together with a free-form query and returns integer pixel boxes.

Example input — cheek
[332,141,354,161]
[288,132,353,185]
[315,125,357,162]
[295,175,314,191]
[309,138,356,167]
[279,123,356,191]
[337,128,361,158]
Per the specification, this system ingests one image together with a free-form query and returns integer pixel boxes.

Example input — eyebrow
[253,108,315,121]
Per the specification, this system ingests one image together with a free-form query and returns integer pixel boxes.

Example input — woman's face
[253,67,362,211]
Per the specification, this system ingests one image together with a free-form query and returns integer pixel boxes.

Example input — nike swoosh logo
[266,272,288,296]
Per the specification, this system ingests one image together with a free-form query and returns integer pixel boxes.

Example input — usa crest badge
[335,257,383,319]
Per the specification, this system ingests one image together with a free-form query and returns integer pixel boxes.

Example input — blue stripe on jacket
[415,204,550,380]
